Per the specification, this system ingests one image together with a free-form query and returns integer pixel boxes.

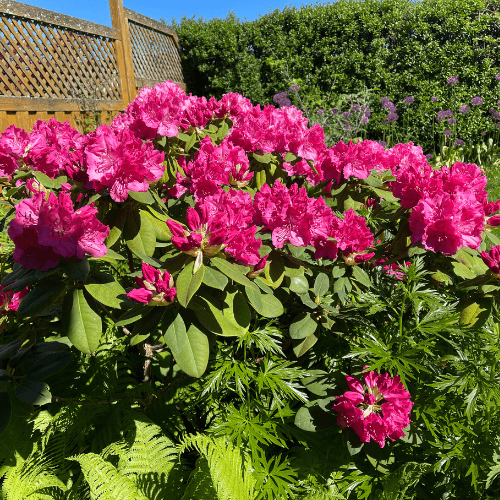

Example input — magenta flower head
[7,191,109,271]
[380,97,392,109]
[481,245,500,277]
[447,76,459,85]
[288,84,301,94]
[386,112,399,123]
[127,262,176,305]
[454,139,465,147]
[404,96,414,105]
[0,285,28,315]
[443,130,452,136]
[471,96,483,106]
[333,368,413,448]
[459,105,470,114]
[431,96,438,102]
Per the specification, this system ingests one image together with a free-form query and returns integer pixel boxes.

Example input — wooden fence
[0,0,184,133]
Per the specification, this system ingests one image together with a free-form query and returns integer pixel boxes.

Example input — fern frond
[180,434,256,500]
[181,457,218,500]
[68,453,149,500]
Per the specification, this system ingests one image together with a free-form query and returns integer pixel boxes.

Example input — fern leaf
[180,434,256,500]
[68,453,149,500]
[181,457,218,500]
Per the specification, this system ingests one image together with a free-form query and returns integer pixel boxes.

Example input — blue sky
[20,0,302,27]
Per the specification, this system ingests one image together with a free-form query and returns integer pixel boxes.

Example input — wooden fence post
[108,0,136,106]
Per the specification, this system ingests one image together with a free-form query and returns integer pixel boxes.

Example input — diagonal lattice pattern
[128,20,183,87]
[0,13,122,99]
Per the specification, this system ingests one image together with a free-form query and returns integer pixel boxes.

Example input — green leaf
[85,273,127,309]
[253,152,274,163]
[210,257,258,291]
[203,266,229,291]
[293,332,318,357]
[32,170,59,189]
[460,299,491,328]
[432,270,453,285]
[17,283,67,317]
[314,273,330,297]
[0,392,11,433]
[176,261,205,308]
[130,333,150,346]
[124,210,156,257]
[25,350,72,379]
[352,266,371,288]
[452,261,477,279]
[289,275,309,294]
[164,315,209,377]
[0,339,23,361]
[371,187,398,202]
[131,306,165,339]
[128,190,155,204]
[184,132,197,152]
[15,379,51,405]
[64,289,102,354]
[115,303,150,326]
[63,257,90,281]
[142,210,171,242]
[289,312,318,339]
[294,404,336,432]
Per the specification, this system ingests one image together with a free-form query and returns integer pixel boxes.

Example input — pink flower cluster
[8,191,109,271]
[0,285,28,315]
[85,125,165,202]
[127,262,176,305]
[0,119,85,180]
[167,188,262,266]
[333,369,413,448]
[481,245,500,277]
[171,136,253,200]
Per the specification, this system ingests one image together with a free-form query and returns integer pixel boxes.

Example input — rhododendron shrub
[1,81,500,498]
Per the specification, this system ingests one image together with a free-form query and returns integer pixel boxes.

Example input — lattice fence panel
[0,13,122,99]
[128,20,183,87]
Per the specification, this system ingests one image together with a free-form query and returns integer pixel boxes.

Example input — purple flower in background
[331,108,338,115]
[496,123,500,129]
[497,101,500,106]
[380,97,393,109]
[317,109,325,115]
[471,96,483,106]
[379,141,387,147]
[459,105,470,114]
[495,74,500,81]
[443,130,452,136]
[481,131,487,135]
[362,116,369,124]
[342,111,351,118]
[436,110,453,122]
[352,104,360,111]
[489,109,500,121]
[273,91,291,108]
[288,84,301,93]
[389,105,398,112]
[365,108,371,117]
[404,96,414,105]
[454,139,465,147]
[448,118,456,125]
[431,96,438,102]
[447,76,459,85]
[425,153,433,160]
[386,112,399,123]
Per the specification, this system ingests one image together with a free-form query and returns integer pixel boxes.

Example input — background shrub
[172,0,500,153]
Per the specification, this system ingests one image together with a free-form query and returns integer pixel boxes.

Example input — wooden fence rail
[0,0,184,132]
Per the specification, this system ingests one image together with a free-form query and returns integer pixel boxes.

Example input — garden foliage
[172,0,500,152]
[0,80,500,499]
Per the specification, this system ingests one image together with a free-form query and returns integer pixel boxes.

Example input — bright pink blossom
[0,285,28,315]
[84,125,165,202]
[253,180,335,251]
[333,369,413,448]
[8,191,109,271]
[127,262,176,305]
[119,80,188,140]
[409,192,484,254]
[481,245,500,276]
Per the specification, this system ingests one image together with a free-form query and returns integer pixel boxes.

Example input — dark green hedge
[171,0,500,152]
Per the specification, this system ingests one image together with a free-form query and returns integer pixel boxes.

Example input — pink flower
[331,209,374,263]
[481,245,500,276]
[254,180,335,250]
[167,188,261,266]
[409,192,484,254]
[8,191,109,271]
[84,125,165,202]
[333,368,413,448]
[0,285,28,315]
[121,80,188,140]
[127,262,176,305]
